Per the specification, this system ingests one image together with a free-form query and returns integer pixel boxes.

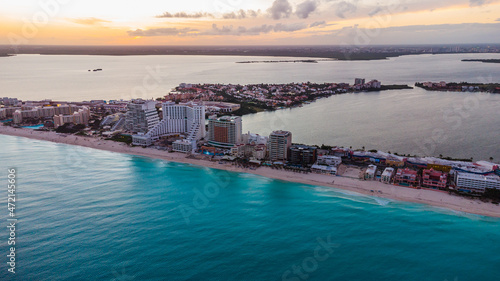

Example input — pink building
[395,168,419,186]
[422,169,448,189]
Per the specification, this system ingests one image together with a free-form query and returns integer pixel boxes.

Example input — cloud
[274,22,308,32]
[222,9,261,19]
[268,0,293,20]
[496,18,500,21]
[310,21,326,27]
[207,23,308,36]
[129,22,310,37]
[156,12,213,18]
[469,0,489,6]
[69,17,111,25]
[327,22,500,45]
[368,7,383,17]
[335,1,358,18]
[127,28,198,36]
[296,0,318,19]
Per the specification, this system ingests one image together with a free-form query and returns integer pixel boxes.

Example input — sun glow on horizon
[1,0,499,45]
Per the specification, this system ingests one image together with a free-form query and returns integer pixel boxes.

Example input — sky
[1,0,500,45]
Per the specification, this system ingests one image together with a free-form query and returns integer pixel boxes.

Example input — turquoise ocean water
[0,134,499,281]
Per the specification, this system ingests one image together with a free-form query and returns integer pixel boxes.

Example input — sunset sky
[1,0,500,45]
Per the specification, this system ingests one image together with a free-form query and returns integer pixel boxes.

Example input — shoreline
[1,125,499,218]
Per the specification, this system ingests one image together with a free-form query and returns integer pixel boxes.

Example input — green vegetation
[462,59,500,64]
[55,123,85,134]
[484,188,500,201]
[231,103,269,116]
[378,84,413,90]
[106,134,133,144]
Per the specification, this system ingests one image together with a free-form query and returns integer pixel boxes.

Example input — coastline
[1,125,499,218]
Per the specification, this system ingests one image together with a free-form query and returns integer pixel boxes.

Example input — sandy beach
[1,125,499,218]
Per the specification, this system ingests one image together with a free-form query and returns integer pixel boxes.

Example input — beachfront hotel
[422,169,448,189]
[125,100,159,134]
[132,102,206,152]
[207,116,242,148]
[395,168,419,186]
[11,104,82,124]
[381,167,395,183]
[454,172,500,193]
[53,107,90,128]
[268,130,292,162]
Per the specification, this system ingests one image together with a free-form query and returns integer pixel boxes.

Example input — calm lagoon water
[1,53,499,160]
[0,134,499,281]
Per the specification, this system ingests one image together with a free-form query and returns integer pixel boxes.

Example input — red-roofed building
[395,168,419,186]
[422,169,448,189]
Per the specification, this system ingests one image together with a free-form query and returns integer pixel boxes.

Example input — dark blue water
[1,135,499,281]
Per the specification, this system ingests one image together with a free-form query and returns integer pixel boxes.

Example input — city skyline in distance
[2,0,500,46]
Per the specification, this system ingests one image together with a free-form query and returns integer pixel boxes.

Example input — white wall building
[365,165,377,180]
[381,167,395,183]
[316,155,342,166]
[133,102,205,151]
[268,130,292,162]
[454,172,500,193]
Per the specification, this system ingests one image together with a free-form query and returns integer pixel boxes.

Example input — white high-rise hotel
[132,102,206,152]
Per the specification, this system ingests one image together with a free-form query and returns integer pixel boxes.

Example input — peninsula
[1,93,499,218]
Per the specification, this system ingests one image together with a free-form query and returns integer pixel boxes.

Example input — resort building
[364,165,377,180]
[311,164,337,175]
[454,172,500,193]
[381,167,395,183]
[53,107,90,128]
[316,155,342,166]
[231,143,267,160]
[268,130,292,162]
[354,78,365,85]
[395,168,419,186]
[125,100,159,134]
[289,145,317,166]
[207,116,242,148]
[422,169,448,189]
[132,102,206,152]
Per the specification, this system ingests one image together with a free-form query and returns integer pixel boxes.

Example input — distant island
[415,81,500,93]
[236,59,332,64]
[462,59,500,64]
[0,53,13,57]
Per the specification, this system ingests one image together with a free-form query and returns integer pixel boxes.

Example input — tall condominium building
[154,102,205,139]
[289,144,317,165]
[125,100,159,134]
[207,116,242,148]
[268,130,292,162]
[132,102,205,152]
